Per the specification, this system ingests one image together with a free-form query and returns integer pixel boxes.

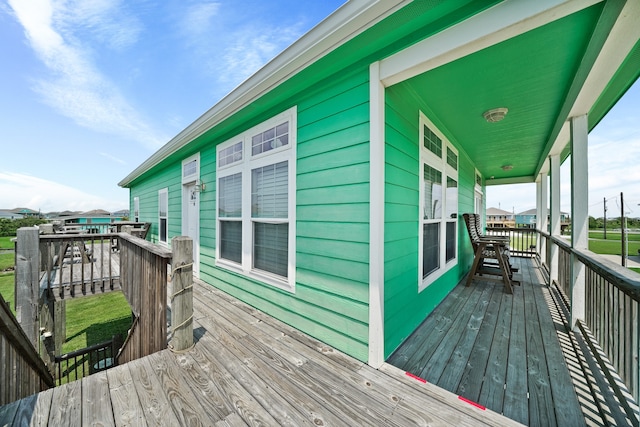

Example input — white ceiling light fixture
[483,107,508,123]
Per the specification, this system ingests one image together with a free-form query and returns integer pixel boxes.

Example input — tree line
[589,216,640,229]
[0,218,48,237]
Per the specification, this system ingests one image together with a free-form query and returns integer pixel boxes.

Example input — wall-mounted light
[194,179,206,192]
[483,107,508,123]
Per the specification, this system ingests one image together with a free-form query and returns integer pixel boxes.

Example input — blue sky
[1,0,345,213]
[1,0,638,218]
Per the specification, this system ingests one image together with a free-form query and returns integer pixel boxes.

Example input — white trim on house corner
[118,0,409,188]
[379,0,599,87]
[368,62,385,368]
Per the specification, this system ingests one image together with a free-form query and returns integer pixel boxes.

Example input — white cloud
[0,172,127,213]
[99,152,126,165]
[7,0,166,150]
[183,2,221,38]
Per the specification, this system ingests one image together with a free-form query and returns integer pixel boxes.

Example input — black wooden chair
[463,213,519,294]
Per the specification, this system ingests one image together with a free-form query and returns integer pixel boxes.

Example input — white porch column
[570,114,589,327]
[368,62,385,368]
[539,171,549,263]
[549,154,561,284]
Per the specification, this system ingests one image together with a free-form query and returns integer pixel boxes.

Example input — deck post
[570,114,588,327]
[549,154,561,284]
[170,236,194,352]
[15,227,40,349]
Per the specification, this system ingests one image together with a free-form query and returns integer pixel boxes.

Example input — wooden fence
[0,294,54,405]
[116,233,172,364]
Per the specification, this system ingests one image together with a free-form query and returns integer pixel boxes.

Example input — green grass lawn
[589,231,640,241]
[588,236,640,256]
[63,292,132,354]
[0,236,14,249]
[0,252,14,271]
[0,273,15,314]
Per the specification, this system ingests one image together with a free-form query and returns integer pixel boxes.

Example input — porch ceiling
[401,3,604,183]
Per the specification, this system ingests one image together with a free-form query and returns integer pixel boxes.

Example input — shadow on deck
[387,257,634,427]
[0,279,524,426]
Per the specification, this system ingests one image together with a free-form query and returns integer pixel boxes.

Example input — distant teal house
[516,208,571,232]
[119,1,640,366]
[54,209,125,231]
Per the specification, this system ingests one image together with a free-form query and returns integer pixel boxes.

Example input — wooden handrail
[542,231,640,302]
[0,294,55,396]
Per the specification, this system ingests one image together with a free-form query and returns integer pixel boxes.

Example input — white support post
[368,62,385,368]
[570,115,589,328]
[549,155,561,284]
[536,179,542,260]
[539,172,549,264]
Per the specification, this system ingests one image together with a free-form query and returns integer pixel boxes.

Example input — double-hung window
[419,112,458,291]
[216,107,296,291]
[158,188,168,244]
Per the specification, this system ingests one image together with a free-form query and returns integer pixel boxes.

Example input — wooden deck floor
[0,279,523,426]
[387,257,629,427]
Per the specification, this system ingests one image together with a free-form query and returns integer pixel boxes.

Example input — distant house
[118,1,640,366]
[486,207,515,228]
[50,209,125,231]
[0,210,23,220]
[111,209,130,219]
[516,208,571,232]
[10,207,40,218]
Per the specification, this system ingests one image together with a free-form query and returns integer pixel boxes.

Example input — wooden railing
[116,233,172,364]
[55,335,122,385]
[40,233,119,299]
[0,294,54,405]
[485,226,538,257]
[540,231,640,424]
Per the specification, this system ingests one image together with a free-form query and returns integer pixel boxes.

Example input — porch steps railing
[0,294,54,406]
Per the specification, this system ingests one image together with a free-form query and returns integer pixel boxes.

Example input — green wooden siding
[163,68,372,362]
[129,163,182,246]
[383,83,477,358]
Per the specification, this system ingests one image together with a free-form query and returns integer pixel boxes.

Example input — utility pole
[621,192,626,267]
[603,197,607,239]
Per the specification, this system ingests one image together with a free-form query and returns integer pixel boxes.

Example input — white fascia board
[119,0,410,187]
[570,0,640,118]
[537,0,640,176]
[379,0,600,87]
[485,176,536,186]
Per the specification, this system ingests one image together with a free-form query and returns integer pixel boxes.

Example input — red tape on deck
[405,372,426,383]
[458,396,486,410]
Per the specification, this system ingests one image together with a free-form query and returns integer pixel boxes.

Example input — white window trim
[133,196,140,222]
[158,188,168,246]
[182,153,200,184]
[418,111,458,292]
[215,106,297,292]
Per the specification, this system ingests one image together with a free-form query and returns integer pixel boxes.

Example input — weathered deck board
[388,257,612,427]
[2,276,523,426]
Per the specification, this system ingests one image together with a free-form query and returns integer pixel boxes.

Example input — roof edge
[119,0,409,188]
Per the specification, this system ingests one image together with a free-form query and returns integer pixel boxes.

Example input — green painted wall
[131,68,372,361]
[130,162,182,246]
[383,83,476,358]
